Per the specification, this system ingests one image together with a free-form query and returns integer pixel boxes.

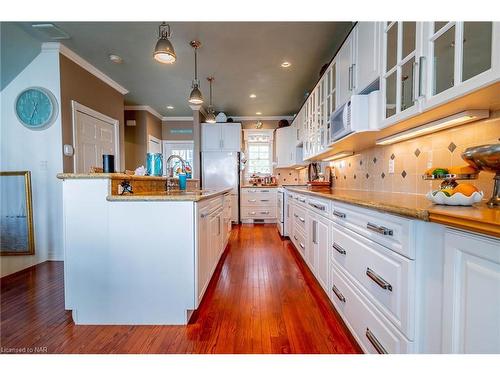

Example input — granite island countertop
[106,188,233,202]
[284,187,500,238]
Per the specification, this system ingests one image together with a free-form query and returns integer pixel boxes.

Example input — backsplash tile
[331,110,500,197]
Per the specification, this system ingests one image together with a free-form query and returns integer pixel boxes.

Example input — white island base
[60,176,231,325]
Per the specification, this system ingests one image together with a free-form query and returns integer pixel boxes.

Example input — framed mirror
[0,171,35,255]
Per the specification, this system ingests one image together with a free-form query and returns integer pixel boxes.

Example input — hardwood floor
[0,224,361,354]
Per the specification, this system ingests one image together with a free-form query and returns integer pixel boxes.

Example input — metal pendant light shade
[154,22,176,64]
[205,76,216,123]
[188,41,204,104]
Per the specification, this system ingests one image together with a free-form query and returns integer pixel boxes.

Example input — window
[243,129,274,176]
[163,141,194,177]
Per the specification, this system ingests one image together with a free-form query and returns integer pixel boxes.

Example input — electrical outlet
[39,160,48,171]
[427,161,433,169]
[388,159,395,174]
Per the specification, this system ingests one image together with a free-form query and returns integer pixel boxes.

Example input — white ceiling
[21,22,353,117]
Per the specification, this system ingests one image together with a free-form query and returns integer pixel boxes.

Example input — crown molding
[162,116,194,122]
[124,105,162,120]
[42,42,129,95]
[231,116,294,121]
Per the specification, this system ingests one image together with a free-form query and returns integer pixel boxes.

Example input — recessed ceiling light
[166,105,174,110]
[249,94,257,98]
[109,54,123,64]
[256,112,262,115]
[281,61,291,68]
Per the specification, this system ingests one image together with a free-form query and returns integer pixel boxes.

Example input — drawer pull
[294,235,298,241]
[299,242,305,249]
[260,211,270,215]
[298,217,305,223]
[333,210,346,218]
[366,268,392,291]
[366,222,393,236]
[287,194,293,198]
[249,211,256,215]
[309,202,326,211]
[332,284,346,303]
[299,198,306,203]
[248,199,257,202]
[332,242,346,255]
[294,213,299,218]
[366,328,388,354]
[261,190,270,193]
[260,199,270,202]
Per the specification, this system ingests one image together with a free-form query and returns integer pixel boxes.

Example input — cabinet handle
[221,139,224,149]
[200,212,209,218]
[218,216,221,235]
[366,328,388,354]
[366,222,393,236]
[294,235,298,241]
[332,242,346,255]
[299,242,305,249]
[412,60,418,103]
[299,198,306,203]
[348,65,353,90]
[287,194,293,198]
[312,220,317,244]
[418,56,425,98]
[294,213,298,218]
[333,210,346,218]
[366,268,392,291]
[332,284,346,303]
[309,202,326,211]
[351,63,356,89]
[298,216,305,223]
[261,190,270,193]
[260,199,270,202]
[260,211,269,215]
[249,211,256,215]
[248,199,257,202]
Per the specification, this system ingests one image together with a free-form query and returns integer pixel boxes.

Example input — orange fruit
[448,165,478,175]
[452,183,479,197]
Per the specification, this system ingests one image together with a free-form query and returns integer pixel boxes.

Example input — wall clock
[15,87,58,130]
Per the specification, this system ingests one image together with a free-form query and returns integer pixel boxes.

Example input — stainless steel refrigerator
[201,151,240,223]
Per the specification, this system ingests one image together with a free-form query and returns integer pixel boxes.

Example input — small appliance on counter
[307,163,331,189]
[102,154,115,173]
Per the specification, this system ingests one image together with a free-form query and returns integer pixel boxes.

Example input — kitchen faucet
[165,154,187,191]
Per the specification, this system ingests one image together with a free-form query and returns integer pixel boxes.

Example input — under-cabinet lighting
[376,110,489,146]
[323,151,354,161]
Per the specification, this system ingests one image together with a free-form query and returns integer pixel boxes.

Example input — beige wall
[59,55,125,172]
[330,111,500,196]
[162,120,194,141]
[124,110,162,170]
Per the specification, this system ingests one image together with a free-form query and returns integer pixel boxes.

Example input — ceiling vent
[31,23,70,40]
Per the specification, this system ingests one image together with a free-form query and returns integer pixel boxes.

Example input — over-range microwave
[329,90,381,143]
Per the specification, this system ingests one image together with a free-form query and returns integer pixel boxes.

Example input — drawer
[329,262,414,354]
[330,221,415,339]
[241,194,276,207]
[293,193,308,207]
[331,201,415,259]
[306,196,331,218]
[292,224,306,259]
[292,205,307,232]
[241,206,276,219]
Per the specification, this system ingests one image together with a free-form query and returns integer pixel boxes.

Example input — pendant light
[205,76,216,123]
[188,41,204,105]
[153,22,176,64]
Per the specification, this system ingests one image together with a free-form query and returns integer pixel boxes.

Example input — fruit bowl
[426,190,484,206]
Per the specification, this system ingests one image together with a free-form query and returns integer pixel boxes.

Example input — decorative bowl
[426,190,484,206]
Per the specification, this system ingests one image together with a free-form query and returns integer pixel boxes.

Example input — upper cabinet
[354,22,383,94]
[201,123,241,152]
[275,124,306,168]
[336,31,355,108]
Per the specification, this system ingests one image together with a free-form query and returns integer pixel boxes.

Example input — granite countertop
[241,185,278,188]
[57,173,199,182]
[106,187,232,202]
[285,187,500,238]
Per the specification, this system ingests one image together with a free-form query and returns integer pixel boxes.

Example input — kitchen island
[57,173,232,325]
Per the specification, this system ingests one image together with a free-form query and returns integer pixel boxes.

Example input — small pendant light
[205,76,216,123]
[153,22,176,64]
[188,41,204,105]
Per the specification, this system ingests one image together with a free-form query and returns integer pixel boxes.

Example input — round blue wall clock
[15,87,58,130]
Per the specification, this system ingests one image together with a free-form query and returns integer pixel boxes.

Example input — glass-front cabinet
[423,21,498,109]
[381,21,424,127]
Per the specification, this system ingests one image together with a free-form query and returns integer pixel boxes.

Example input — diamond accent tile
[448,142,457,153]
[401,170,407,178]
[381,172,385,179]
[365,173,369,179]
[390,153,396,160]
[343,175,346,180]
[354,174,357,179]
[414,148,421,157]
[359,160,363,166]
[373,157,377,164]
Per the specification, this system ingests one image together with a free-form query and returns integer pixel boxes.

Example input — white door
[74,109,118,173]
[148,135,162,154]
[201,124,222,151]
[442,229,500,353]
[220,124,241,151]
[336,33,354,108]
[355,22,381,93]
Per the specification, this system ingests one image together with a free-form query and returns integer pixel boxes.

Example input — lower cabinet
[441,229,500,354]
[308,212,329,291]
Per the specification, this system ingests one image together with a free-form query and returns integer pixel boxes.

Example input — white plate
[426,190,484,206]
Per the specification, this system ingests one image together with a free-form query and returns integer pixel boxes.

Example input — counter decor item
[146,153,163,176]
[462,143,500,207]
[102,154,115,173]
[178,173,187,190]
[278,119,290,128]
[215,112,227,123]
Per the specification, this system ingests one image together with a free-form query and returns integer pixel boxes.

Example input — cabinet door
[275,127,288,167]
[355,22,382,93]
[313,215,329,291]
[220,124,241,151]
[201,124,222,151]
[197,208,210,304]
[442,230,500,354]
[336,33,354,108]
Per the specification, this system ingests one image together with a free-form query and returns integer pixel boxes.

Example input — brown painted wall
[162,120,194,140]
[59,55,125,172]
[124,110,162,170]
[241,120,280,130]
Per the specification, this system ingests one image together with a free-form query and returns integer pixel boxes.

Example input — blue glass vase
[146,153,163,176]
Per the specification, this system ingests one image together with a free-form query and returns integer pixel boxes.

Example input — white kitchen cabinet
[422,21,500,111]
[441,229,500,354]
[308,212,329,291]
[336,32,355,109]
[354,22,382,93]
[240,187,277,223]
[275,124,306,168]
[201,123,241,152]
